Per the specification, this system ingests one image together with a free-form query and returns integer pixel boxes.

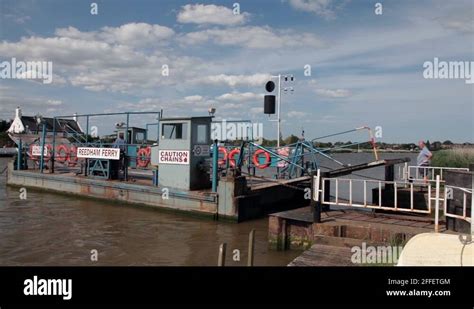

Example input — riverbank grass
[432,148,474,168]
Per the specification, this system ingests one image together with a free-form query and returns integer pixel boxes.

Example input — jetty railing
[314,171,473,234]
[399,164,469,182]
[317,177,432,214]
[444,185,473,227]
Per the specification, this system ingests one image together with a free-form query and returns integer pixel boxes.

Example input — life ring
[137,147,150,168]
[55,144,69,163]
[252,149,271,169]
[228,148,242,167]
[218,147,228,166]
[68,145,78,166]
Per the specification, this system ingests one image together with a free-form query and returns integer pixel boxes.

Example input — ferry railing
[216,139,372,180]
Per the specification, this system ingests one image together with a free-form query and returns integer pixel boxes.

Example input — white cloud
[216,91,262,102]
[184,95,204,102]
[177,4,249,26]
[288,0,341,19]
[438,12,474,34]
[288,111,306,118]
[197,73,270,87]
[250,107,264,114]
[180,26,324,49]
[314,88,351,98]
[55,23,174,47]
[46,99,62,106]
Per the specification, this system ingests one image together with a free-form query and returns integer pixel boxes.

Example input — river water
[0,152,416,266]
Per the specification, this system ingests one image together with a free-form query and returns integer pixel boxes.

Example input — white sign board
[158,150,189,165]
[31,145,48,156]
[193,145,210,157]
[77,147,120,160]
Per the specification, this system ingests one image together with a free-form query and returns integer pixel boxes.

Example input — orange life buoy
[137,147,150,168]
[228,148,242,167]
[68,145,78,166]
[55,144,69,163]
[218,146,228,166]
[252,149,271,169]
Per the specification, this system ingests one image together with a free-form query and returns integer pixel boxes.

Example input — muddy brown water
[0,153,416,266]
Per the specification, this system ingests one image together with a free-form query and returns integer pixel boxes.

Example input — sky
[0,0,473,143]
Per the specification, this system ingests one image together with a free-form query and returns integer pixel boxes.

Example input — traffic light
[264,80,276,114]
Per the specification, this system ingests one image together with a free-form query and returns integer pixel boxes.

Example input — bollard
[217,243,226,266]
[247,229,255,266]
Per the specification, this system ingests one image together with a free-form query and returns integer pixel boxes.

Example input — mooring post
[217,243,226,266]
[212,139,218,193]
[247,229,255,266]
[435,175,440,233]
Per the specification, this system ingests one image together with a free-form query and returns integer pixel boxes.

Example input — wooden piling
[217,243,226,266]
[247,229,255,266]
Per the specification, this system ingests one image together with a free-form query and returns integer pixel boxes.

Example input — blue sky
[0,0,473,142]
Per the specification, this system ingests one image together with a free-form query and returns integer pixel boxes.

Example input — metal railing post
[435,175,440,232]
[51,118,56,173]
[212,139,218,193]
[39,124,46,173]
[17,139,22,170]
[313,169,322,223]
[471,173,474,236]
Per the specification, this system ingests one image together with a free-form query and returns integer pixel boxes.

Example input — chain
[241,171,308,191]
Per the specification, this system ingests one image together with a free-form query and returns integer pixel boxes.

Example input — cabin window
[196,124,207,143]
[162,123,188,140]
[135,132,145,143]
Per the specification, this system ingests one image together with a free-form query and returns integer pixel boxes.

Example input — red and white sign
[158,150,189,165]
[77,147,120,160]
[31,145,48,156]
